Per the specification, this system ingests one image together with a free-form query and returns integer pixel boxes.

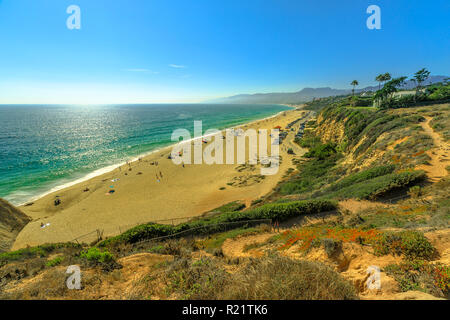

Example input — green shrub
[251,199,263,206]
[398,231,436,260]
[376,230,435,260]
[149,245,164,254]
[298,136,322,148]
[80,247,114,263]
[325,170,426,200]
[428,84,450,100]
[325,165,396,193]
[236,200,336,222]
[279,154,340,195]
[101,223,175,246]
[354,97,374,107]
[210,201,245,213]
[385,260,449,297]
[46,257,63,267]
[0,243,81,266]
[304,142,337,160]
[100,199,336,246]
[408,185,422,198]
[321,238,342,257]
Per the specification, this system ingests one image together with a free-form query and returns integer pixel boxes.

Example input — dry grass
[0,267,69,300]
[217,254,358,300]
[163,254,358,300]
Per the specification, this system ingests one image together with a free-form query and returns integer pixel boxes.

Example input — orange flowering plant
[279,226,383,252]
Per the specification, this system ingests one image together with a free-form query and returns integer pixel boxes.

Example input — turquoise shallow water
[0,104,290,205]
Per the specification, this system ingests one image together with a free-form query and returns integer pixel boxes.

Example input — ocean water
[0,104,290,205]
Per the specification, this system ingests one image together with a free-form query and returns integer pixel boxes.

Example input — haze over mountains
[207,75,448,104]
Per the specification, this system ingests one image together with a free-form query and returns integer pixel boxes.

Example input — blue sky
[0,0,449,104]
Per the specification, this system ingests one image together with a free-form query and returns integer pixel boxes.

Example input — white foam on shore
[14,163,124,206]
[13,106,293,206]
[14,147,167,206]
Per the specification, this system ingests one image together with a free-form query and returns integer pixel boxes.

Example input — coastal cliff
[0,198,31,252]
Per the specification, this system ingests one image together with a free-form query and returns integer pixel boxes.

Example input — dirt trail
[285,130,305,157]
[222,233,274,258]
[387,136,409,151]
[417,117,449,182]
[339,199,388,214]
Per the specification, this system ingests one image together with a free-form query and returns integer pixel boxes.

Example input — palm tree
[376,73,392,91]
[383,73,392,84]
[376,74,384,90]
[351,80,359,96]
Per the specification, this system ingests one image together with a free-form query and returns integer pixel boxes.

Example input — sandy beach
[13,107,310,250]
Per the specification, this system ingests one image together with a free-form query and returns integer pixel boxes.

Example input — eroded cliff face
[313,104,445,176]
[314,112,367,170]
[315,114,346,144]
[0,198,31,252]
[313,109,407,172]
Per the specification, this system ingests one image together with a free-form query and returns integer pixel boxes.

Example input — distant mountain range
[206,75,448,104]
